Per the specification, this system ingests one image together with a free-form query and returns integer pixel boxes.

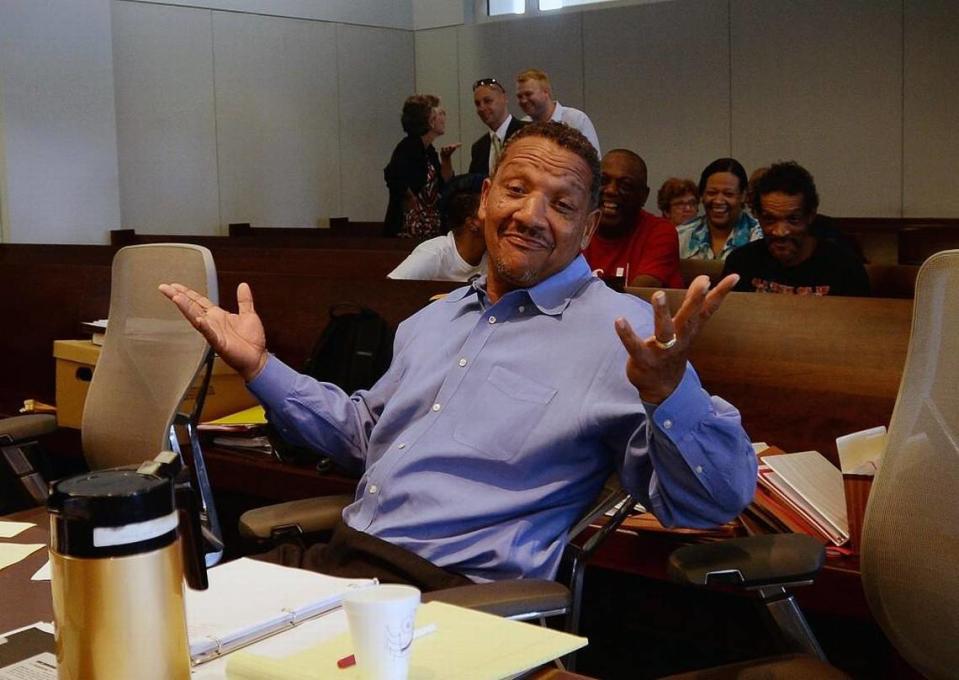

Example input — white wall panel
[414,28,464,173]
[213,12,340,227]
[583,0,729,203]
[457,13,584,160]
[731,0,902,217]
[152,0,414,30]
[336,24,415,222]
[0,0,120,244]
[112,1,219,234]
[903,0,959,217]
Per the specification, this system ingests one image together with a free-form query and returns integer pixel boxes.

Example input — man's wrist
[241,353,269,383]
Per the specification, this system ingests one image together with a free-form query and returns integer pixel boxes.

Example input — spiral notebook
[186,558,377,665]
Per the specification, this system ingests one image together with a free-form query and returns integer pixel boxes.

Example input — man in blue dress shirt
[161,122,756,585]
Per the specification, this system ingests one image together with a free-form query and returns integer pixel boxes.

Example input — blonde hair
[516,68,551,89]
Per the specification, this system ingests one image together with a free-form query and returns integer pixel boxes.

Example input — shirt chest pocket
[452,365,557,461]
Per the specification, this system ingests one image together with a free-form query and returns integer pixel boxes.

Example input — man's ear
[477,177,492,223]
[581,208,602,249]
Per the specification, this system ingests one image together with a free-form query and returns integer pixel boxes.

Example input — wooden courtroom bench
[627,287,913,461]
[678,258,918,299]
[833,217,959,265]
[0,242,410,279]
[0,244,455,417]
[111,228,417,252]
[230,219,386,239]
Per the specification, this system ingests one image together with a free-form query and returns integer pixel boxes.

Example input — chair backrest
[861,249,959,679]
[81,244,217,470]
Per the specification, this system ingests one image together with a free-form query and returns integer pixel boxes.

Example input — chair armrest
[424,579,571,619]
[238,495,353,540]
[668,534,825,589]
[0,414,58,442]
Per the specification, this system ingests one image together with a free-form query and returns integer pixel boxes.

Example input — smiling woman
[677,158,761,261]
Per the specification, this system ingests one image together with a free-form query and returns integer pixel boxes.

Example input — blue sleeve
[619,366,757,528]
[246,355,392,476]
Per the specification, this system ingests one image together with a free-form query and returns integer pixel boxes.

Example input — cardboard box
[53,339,257,429]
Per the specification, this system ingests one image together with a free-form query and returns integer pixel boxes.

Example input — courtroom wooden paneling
[0,245,451,416]
[218,272,457,369]
[628,288,912,460]
[111,229,417,252]
[677,258,918,299]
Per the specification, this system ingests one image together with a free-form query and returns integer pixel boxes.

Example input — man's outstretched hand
[614,274,738,404]
[159,282,268,382]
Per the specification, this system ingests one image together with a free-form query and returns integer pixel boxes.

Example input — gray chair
[0,243,224,566]
[663,249,959,679]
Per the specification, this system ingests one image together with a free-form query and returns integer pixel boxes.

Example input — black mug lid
[48,468,174,528]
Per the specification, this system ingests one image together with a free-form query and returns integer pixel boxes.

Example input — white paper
[185,558,375,664]
[0,652,57,680]
[836,426,886,474]
[765,451,848,540]
[0,522,34,539]
[30,561,50,582]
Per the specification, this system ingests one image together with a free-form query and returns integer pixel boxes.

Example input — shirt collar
[443,255,593,316]
[493,114,513,140]
[549,101,563,122]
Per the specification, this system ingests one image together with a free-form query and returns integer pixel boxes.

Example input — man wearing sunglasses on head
[468,77,527,176]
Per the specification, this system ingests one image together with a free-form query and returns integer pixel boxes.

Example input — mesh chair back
[861,250,959,680]
[82,244,217,470]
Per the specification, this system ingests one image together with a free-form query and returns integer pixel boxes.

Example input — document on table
[0,521,34,539]
[186,558,376,665]
[0,544,44,572]
[0,623,56,680]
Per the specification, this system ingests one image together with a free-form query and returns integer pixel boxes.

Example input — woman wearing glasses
[677,158,761,260]
[384,95,459,238]
[657,177,700,227]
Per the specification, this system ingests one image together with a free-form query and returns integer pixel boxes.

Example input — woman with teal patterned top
[677,158,761,260]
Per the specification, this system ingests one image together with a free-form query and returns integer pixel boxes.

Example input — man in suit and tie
[468,77,526,176]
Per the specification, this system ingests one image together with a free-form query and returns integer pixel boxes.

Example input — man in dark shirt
[724,161,870,296]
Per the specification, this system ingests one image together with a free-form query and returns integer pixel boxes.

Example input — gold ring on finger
[653,335,677,351]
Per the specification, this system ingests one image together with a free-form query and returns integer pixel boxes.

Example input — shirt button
[432,403,441,412]
[397,443,406,449]
[368,484,379,494]
[663,419,673,429]
[518,305,526,313]
[458,358,468,367]
[488,316,496,324]
[695,466,703,474]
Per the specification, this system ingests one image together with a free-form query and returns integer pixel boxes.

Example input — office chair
[239,474,635,669]
[662,249,959,679]
[0,244,224,566]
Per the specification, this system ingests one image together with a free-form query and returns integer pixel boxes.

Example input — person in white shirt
[388,174,487,282]
[515,68,600,154]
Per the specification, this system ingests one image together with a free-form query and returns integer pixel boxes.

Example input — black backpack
[267,304,394,467]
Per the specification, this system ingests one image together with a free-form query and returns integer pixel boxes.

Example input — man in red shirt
[584,149,684,288]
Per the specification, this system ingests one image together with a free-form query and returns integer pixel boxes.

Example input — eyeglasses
[670,198,699,209]
[472,77,504,93]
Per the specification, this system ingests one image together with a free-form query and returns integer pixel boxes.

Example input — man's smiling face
[598,151,649,235]
[479,135,600,300]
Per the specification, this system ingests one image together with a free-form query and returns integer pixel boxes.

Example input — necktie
[490,132,503,170]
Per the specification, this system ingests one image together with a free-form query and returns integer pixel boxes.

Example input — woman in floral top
[677,157,761,260]
[383,95,459,238]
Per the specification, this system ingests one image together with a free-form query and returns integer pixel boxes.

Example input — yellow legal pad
[202,405,267,427]
[225,600,587,680]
